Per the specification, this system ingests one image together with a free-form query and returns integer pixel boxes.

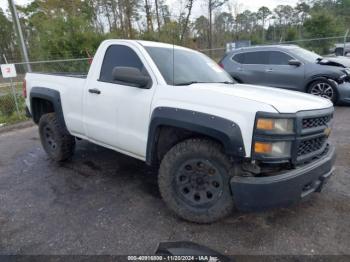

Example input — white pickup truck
[24,40,336,223]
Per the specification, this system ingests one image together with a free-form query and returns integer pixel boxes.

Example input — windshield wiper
[174,81,203,86]
[174,81,234,86]
[218,81,235,84]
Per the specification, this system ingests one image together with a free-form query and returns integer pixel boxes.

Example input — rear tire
[307,80,338,104]
[39,113,75,161]
[158,139,234,223]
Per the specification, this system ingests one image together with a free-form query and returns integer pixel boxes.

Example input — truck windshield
[145,46,234,86]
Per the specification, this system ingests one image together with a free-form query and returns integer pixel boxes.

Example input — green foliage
[0,93,26,123]
[1,0,350,64]
[0,94,17,116]
[285,28,298,41]
[304,10,345,54]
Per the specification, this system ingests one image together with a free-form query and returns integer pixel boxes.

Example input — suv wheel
[158,139,234,223]
[39,113,75,161]
[307,80,338,103]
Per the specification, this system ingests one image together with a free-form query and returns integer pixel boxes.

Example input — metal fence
[0,58,90,126]
[200,34,350,61]
[1,36,350,126]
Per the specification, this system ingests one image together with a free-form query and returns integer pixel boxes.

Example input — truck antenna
[172,27,175,85]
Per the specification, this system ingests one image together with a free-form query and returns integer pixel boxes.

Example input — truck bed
[31,72,87,79]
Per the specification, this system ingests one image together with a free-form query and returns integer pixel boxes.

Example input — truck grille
[302,115,332,129]
[297,136,326,157]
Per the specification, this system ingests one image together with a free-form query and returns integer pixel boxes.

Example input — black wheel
[39,113,75,161]
[158,139,234,223]
[307,80,338,104]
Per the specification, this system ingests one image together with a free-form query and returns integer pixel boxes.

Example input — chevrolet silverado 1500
[24,40,336,223]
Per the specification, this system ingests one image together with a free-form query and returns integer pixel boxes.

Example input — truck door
[264,51,305,91]
[83,44,156,159]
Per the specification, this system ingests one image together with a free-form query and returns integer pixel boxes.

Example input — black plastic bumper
[231,145,336,211]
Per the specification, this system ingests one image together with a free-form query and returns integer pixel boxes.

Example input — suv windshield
[145,46,234,86]
[292,47,322,63]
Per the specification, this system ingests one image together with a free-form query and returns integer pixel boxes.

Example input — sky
[1,0,300,16]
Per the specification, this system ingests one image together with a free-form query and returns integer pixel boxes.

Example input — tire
[158,138,234,223]
[307,79,338,104]
[39,113,75,161]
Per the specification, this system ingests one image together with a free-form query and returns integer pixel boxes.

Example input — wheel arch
[146,107,246,166]
[304,76,337,92]
[30,87,68,131]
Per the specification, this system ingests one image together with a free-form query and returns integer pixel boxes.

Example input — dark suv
[220,45,350,104]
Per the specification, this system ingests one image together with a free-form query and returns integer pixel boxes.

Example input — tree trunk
[117,0,126,37]
[180,0,194,44]
[110,0,119,32]
[155,0,161,37]
[262,17,265,43]
[145,0,153,32]
[125,1,133,38]
[102,0,112,32]
[208,0,212,54]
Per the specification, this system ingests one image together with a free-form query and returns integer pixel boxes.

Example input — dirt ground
[0,107,349,255]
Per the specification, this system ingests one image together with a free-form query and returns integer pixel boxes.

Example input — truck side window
[99,45,146,83]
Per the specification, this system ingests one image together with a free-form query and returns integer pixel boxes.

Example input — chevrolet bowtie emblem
[324,127,332,137]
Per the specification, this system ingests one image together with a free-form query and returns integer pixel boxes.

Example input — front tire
[307,80,338,104]
[158,139,234,223]
[39,113,75,161]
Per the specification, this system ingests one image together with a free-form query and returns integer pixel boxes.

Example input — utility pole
[8,0,31,72]
[343,29,349,56]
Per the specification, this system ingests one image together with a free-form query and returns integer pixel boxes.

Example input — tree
[194,15,209,48]
[5,0,350,64]
[144,0,153,32]
[295,2,310,37]
[207,0,227,50]
[154,0,161,36]
[0,8,19,62]
[274,5,294,40]
[214,12,234,46]
[180,0,195,44]
[257,6,271,42]
[17,0,104,60]
[304,11,345,54]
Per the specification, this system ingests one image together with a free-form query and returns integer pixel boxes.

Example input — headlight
[256,118,294,134]
[254,141,292,158]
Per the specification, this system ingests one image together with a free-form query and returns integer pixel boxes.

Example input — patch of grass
[0,94,28,126]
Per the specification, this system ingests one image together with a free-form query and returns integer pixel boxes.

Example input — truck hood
[192,83,333,113]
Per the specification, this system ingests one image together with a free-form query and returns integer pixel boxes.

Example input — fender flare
[30,87,67,131]
[146,107,246,165]
[304,76,338,92]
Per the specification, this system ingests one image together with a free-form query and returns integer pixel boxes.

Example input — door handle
[88,88,101,94]
[265,69,273,72]
[237,67,243,71]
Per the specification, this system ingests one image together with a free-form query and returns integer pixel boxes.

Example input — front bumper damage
[231,145,336,211]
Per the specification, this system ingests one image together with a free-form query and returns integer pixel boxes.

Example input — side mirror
[288,59,302,67]
[112,66,150,88]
